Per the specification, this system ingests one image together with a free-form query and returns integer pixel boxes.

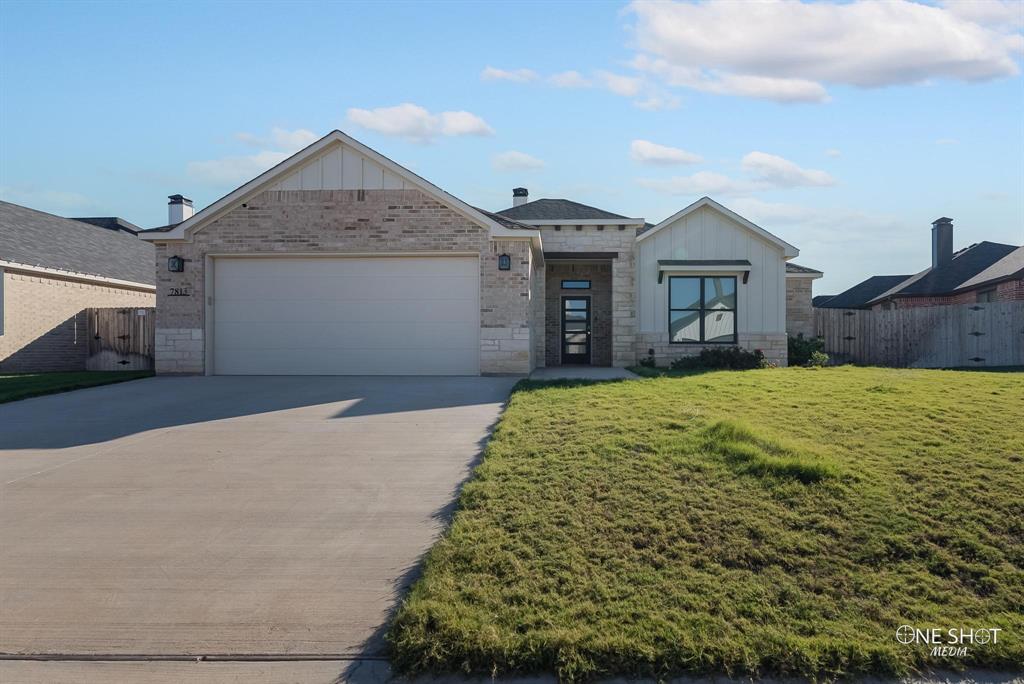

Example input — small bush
[670,346,765,371]
[638,349,657,368]
[807,350,830,367]
[788,334,825,366]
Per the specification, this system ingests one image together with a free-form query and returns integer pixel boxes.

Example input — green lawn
[0,371,153,404]
[389,366,1024,681]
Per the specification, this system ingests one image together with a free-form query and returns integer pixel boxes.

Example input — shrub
[638,349,657,368]
[669,346,765,371]
[788,334,826,366]
[807,350,830,367]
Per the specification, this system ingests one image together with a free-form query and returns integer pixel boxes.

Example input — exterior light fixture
[498,254,511,271]
[167,255,185,272]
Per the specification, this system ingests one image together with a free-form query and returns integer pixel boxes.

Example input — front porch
[544,257,614,367]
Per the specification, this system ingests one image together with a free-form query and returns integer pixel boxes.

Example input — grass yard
[389,366,1024,681]
[0,371,152,404]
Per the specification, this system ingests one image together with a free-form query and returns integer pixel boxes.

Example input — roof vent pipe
[168,194,194,225]
[931,217,953,269]
[512,187,528,207]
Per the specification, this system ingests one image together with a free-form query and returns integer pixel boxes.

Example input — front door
[561,296,591,364]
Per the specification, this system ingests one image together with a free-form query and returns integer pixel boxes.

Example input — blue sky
[1,0,1021,292]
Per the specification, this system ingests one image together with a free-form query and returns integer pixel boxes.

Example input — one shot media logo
[896,625,1003,657]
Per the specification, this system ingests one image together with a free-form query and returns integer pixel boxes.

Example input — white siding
[637,205,786,335]
[266,143,410,192]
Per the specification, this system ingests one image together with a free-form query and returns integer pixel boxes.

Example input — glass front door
[561,297,591,364]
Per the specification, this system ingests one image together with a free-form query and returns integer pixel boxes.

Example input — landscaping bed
[0,371,153,404]
[389,366,1024,681]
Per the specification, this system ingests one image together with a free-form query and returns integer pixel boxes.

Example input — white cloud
[187,150,290,186]
[236,127,318,152]
[627,0,1023,102]
[940,0,1024,31]
[549,70,592,88]
[633,91,682,111]
[825,148,842,158]
[481,66,538,83]
[741,151,836,187]
[187,127,319,186]
[492,150,545,171]
[596,71,644,97]
[0,186,97,212]
[638,171,756,196]
[346,103,494,143]
[630,139,703,165]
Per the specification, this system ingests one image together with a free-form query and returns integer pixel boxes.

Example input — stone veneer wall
[0,269,154,372]
[637,333,789,367]
[153,189,534,374]
[530,252,546,369]
[785,277,815,338]
[538,225,637,367]
[544,262,612,366]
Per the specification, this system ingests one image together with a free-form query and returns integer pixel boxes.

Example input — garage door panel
[216,273,478,302]
[215,321,480,351]
[213,257,480,375]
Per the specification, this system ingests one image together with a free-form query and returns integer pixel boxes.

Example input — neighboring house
[140,130,820,375]
[819,217,1022,310]
[0,201,156,372]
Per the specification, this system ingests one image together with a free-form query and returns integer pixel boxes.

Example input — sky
[1,0,1022,293]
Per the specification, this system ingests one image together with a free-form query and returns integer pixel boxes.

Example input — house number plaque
[168,287,191,297]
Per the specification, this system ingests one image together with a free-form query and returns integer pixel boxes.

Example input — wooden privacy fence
[814,301,1024,368]
[85,307,156,371]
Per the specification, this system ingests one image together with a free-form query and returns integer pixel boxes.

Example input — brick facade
[0,269,154,372]
[152,189,537,375]
[538,226,638,367]
[785,277,815,338]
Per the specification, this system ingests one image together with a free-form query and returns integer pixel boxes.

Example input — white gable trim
[637,196,799,258]
[140,130,538,243]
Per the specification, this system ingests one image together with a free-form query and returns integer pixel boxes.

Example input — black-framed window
[976,288,996,303]
[561,279,591,289]
[669,276,737,344]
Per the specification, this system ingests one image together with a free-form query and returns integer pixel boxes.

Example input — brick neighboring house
[0,201,156,372]
[140,130,822,374]
[818,217,1022,310]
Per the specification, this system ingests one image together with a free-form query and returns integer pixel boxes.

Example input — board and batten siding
[267,144,412,192]
[637,205,786,335]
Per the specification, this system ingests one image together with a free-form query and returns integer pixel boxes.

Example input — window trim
[668,275,738,345]
[561,279,591,290]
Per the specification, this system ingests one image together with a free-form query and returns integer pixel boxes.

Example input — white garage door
[212,256,479,375]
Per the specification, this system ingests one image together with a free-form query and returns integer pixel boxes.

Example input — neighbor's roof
[817,275,911,309]
[951,244,1024,292]
[496,198,631,222]
[0,200,154,285]
[812,295,836,307]
[71,216,142,235]
[868,241,1019,303]
[786,262,823,275]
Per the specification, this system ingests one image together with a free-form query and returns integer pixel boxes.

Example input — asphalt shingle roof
[496,198,630,222]
[786,262,822,274]
[817,275,911,309]
[812,295,836,307]
[0,200,154,285]
[71,216,142,234]
[872,241,1018,301]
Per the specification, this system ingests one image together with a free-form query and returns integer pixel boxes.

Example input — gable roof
[140,130,539,244]
[0,200,154,286]
[868,241,1018,304]
[496,198,637,223]
[636,196,799,258]
[812,295,835,307]
[818,275,911,309]
[955,245,1024,291]
[786,262,823,277]
[71,216,142,235]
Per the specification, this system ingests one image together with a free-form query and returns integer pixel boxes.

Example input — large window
[669,276,737,344]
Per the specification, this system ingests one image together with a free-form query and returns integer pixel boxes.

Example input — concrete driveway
[0,375,515,661]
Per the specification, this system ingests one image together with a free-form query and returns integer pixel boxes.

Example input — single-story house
[818,217,1022,310]
[0,201,156,372]
[140,130,820,375]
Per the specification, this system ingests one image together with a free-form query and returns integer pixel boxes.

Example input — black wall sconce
[167,255,185,272]
[498,254,511,271]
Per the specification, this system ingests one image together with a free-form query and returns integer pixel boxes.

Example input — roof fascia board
[0,259,156,291]
[515,218,644,226]
[637,196,799,258]
[140,130,512,241]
